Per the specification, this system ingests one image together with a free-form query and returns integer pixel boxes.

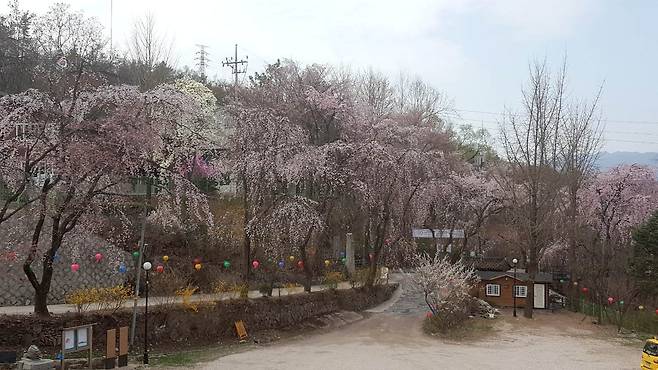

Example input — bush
[211,280,233,294]
[175,286,199,312]
[258,283,273,297]
[423,306,470,334]
[323,271,345,289]
[65,286,133,314]
[231,283,249,299]
[283,282,301,295]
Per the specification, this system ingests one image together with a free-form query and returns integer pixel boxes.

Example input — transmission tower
[222,44,248,89]
[195,44,210,80]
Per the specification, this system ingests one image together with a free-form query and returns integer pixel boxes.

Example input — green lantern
[132,251,140,259]
[223,260,230,268]
[559,279,564,283]
[341,257,347,264]
[619,300,624,305]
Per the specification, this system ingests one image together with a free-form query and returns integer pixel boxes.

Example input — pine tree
[630,210,658,297]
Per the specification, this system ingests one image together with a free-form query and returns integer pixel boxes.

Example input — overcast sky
[14,0,658,153]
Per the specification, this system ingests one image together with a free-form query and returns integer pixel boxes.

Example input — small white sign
[76,327,88,348]
[412,228,465,239]
[380,267,389,280]
[63,330,75,350]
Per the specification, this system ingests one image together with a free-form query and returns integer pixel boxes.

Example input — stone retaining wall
[0,244,134,306]
[0,284,398,352]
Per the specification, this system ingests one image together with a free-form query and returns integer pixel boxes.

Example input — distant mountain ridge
[597,152,658,176]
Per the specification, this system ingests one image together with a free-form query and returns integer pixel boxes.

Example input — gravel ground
[191,275,643,370]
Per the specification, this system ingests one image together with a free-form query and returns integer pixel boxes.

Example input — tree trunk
[241,176,251,283]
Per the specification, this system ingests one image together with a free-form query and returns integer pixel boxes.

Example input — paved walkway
[0,282,355,315]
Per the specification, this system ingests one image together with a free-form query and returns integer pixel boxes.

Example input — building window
[513,285,527,298]
[485,284,500,297]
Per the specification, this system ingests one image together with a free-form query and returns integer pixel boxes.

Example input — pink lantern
[607,297,614,304]
[297,260,304,269]
[655,309,658,315]
[71,263,80,272]
[94,253,103,263]
[156,265,164,273]
[252,260,260,269]
[581,287,588,294]
[369,253,374,261]
[426,311,433,318]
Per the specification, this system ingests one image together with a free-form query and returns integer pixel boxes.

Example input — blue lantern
[118,263,127,274]
[339,251,346,258]
[278,260,285,269]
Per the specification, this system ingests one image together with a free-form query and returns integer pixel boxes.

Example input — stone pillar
[346,232,355,276]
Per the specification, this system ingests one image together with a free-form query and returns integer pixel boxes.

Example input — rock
[23,346,41,360]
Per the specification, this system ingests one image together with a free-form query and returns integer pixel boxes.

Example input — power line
[222,44,248,89]
[453,108,658,126]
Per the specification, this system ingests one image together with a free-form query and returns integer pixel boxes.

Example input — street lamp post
[512,258,518,318]
[142,261,152,365]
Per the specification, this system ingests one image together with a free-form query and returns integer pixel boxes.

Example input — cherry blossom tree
[574,164,658,323]
[0,83,209,316]
[411,253,479,316]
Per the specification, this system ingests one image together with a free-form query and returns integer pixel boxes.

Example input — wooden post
[105,329,116,369]
[346,232,355,276]
[118,326,129,367]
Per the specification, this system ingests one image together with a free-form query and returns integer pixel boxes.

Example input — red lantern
[71,263,80,272]
[94,253,103,263]
[426,311,433,318]
[252,260,260,269]
[297,260,304,268]
[156,265,164,273]
[607,297,614,304]
[369,253,374,261]
[581,287,588,294]
[193,257,202,265]
[655,308,658,315]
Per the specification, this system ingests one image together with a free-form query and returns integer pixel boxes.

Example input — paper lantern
[581,287,588,293]
[156,265,164,273]
[252,260,260,269]
[297,260,304,268]
[639,305,645,310]
[426,312,433,318]
[324,260,331,267]
[132,251,140,259]
[607,297,614,304]
[223,260,231,268]
[53,253,60,263]
[71,263,80,272]
[341,257,347,264]
[94,253,103,263]
[194,263,202,271]
[278,260,285,269]
[368,253,374,261]
[193,257,202,265]
[162,255,169,263]
[118,264,127,274]
[288,255,295,262]
[385,238,391,245]
[573,281,578,286]
[655,309,658,315]
[619,300,624,305]
[559,279,564,284]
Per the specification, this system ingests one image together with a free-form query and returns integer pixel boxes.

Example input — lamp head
[143,261,152,271]
[512,258,518,264]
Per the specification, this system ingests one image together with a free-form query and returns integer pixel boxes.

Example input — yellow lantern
[324,259,331,267]
[288,255,295,262]
[194,263,202,271]
[639,305,645,310]
[163,255,169,262]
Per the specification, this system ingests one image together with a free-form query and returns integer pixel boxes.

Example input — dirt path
[189,275,642,370]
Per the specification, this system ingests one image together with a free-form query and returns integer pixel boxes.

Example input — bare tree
[127,11,173,89]
[560,89,603,304]
[498,60,567,318]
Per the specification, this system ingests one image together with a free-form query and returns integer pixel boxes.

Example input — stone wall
[0,244,134,306]
[0,284,398,351]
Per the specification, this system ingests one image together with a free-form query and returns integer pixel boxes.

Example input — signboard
[380,267,389,281]
[412,228,464,239]
[61,324,94,369]
[63,329,75,350]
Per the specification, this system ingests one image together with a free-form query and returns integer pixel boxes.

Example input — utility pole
[195,44,210,81]
[222,44,248,90]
